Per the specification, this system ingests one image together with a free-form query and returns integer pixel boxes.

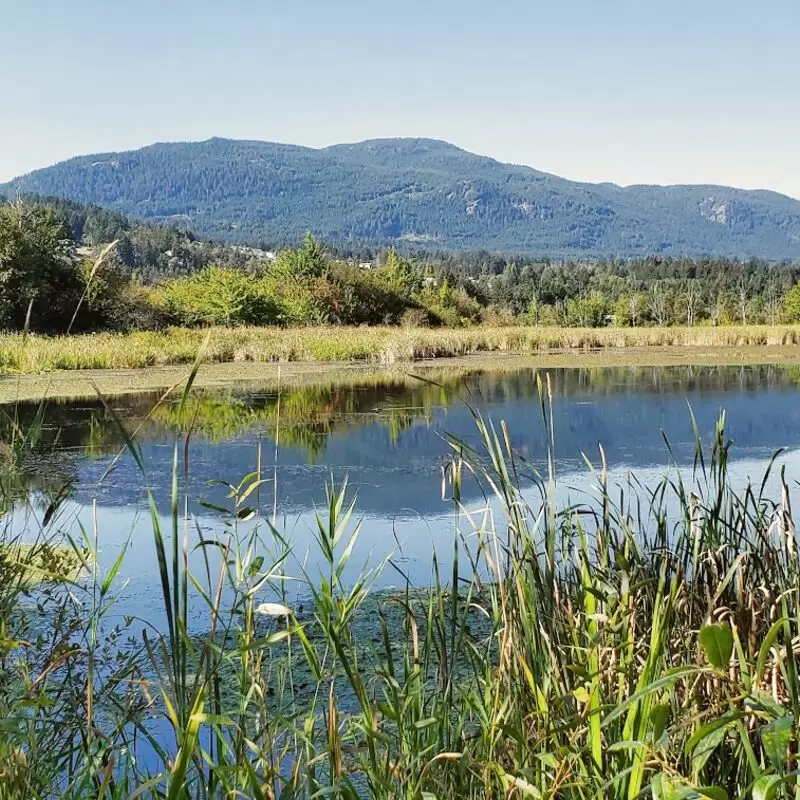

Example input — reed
[1,369,800,798]
[2,323,800,375]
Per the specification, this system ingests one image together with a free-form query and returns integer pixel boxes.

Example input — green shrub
[416,282,483,327]
[566,291,608,327]
[259,275,329,325]
[328,264,411,325]
[162,265,280,326]
[783,283,800,323]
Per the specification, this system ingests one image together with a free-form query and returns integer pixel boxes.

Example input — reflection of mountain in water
[3,364,800,518]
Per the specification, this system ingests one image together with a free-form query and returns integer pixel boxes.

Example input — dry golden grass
[1,324,800,378]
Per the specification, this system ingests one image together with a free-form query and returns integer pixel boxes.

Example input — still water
[5,363,800,619]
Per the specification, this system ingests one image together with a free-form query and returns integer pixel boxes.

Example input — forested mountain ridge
[4,137,800,259]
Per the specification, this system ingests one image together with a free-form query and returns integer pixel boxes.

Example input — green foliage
[258,273,329,325]
[5,389,800,797]
[0,200,84,332]
[79,256,131,329]
[158,241,477,328]
[5,197,800,337]
[698,622,733,668]
[327,263,411,324]
[10,194,274,282]
[32,194,131,244]
[271,232,330,280]
[415,280,483,326]
[161,265,279,326]
[566,291,608,327]
[377,248,424,296]
[782,283,800,322]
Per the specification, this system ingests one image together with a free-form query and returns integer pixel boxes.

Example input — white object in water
[255,602,292,619]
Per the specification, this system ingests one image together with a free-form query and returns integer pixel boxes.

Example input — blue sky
[4,0,799,197]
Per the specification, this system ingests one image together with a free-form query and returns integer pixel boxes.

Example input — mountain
[4,137,800,259]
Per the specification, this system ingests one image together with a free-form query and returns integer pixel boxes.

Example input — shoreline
[3,343,800,404]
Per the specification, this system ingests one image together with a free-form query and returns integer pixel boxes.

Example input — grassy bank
[4,345,800,404]
[3,375,800,797]
[3,323,800,376]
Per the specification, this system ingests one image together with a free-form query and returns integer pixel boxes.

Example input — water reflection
[4,362,800,622]
[3,363,800,520]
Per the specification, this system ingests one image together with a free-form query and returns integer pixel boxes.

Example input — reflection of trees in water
[0,363,797,508]
[0,414,75,515]
[473,363,793,402]
[0,394,165,513]
[151,383,438,462]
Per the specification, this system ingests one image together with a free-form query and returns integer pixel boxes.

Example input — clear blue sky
[4,0,799,197]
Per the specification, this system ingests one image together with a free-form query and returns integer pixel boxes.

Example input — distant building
[231,245,277,261]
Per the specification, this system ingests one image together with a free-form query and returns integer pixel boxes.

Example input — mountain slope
[4,137,800,258]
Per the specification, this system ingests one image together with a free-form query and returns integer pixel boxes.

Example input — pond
[4,362,800,623]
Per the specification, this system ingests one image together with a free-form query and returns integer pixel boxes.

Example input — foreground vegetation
[2,367,800,798]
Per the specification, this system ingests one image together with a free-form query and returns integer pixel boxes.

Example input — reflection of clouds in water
[63,388,800,520]
[6,364,800,630]
[4,364,800,505]
[10,445,798,634]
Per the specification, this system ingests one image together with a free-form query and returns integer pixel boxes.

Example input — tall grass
[2,323,800,374]
[2,372,800,798]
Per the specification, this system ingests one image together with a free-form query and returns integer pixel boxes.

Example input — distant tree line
[464,256,800,327]
[3,197,800,334]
